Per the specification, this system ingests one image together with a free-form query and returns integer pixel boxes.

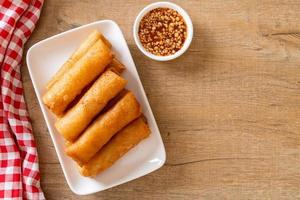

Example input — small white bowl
[133,2,193,61]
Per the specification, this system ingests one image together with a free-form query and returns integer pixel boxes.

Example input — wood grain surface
[22,0,300,199]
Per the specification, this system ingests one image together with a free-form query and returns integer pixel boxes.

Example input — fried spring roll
[66,92,141,165]
[43,39,113,116]
[80,117,150,177]
[55,71,127,141]
[46,30,111,90]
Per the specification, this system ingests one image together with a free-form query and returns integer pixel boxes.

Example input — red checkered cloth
[0,0,44,199]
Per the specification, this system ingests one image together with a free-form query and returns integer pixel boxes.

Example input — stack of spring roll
[42,30,150,177]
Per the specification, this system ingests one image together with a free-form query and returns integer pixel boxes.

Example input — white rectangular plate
[26,20,166,195]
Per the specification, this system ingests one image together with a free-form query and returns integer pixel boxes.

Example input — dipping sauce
[138,7,187,56]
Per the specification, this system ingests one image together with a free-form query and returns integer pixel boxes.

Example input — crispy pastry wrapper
[46,30,111,90]
[55,70,127,141]
[43,38,113,116]
[66,92,141,165]
[80,117,150,177]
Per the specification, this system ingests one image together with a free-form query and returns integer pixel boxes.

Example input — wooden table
[22,0,300,199]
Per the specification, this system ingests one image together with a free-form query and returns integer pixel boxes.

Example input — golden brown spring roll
[66,92,141,165]
[80,117,150,177]
[46,30,111,90]
[43,39,113,116]
[55,70,127,141]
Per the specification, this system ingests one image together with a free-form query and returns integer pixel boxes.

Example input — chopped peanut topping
[138,8,187,56]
